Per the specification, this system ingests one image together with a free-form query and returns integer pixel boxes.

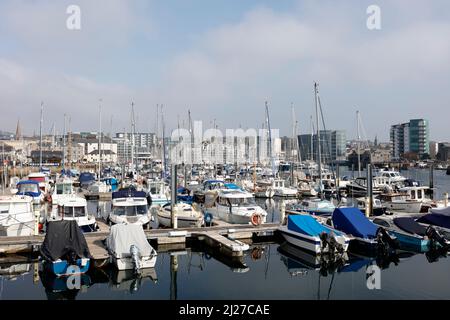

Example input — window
[62,206,86,217]
[113,205,147,216]
[417,189,423,199]
[18,184,39,193]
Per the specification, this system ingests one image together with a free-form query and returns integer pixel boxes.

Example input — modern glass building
[390,119,429,159]
[298,130,346,162]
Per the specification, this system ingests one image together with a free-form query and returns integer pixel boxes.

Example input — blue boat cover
[332,207,378,239]
[224,183,242,190]
[394,217,426,236]
[79,172,95,183]
[417,213,450,230]
[16,180,41,197]
[287,215,339,237]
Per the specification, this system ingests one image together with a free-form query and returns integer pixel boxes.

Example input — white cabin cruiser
[48,196,98,232]
[106,224,157,271]
[28,172,51,198]
[50,178,75,205]
[379,193,423,214]
[156,202,203,228]
[272,179,298,198]
[109,189,151,228]
[206,190,267,225]
[0,195,35,237]
[147,180,170,206]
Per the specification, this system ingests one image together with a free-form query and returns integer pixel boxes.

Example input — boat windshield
[56,184,72,195]
[61,206,86,217]
[18,184,39,193]
[149,183,163,194]
[113,205,148,216]
[228,197,256,207]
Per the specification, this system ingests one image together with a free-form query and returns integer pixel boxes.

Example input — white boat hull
[157,212,203,228]
[111,255,157,271]
[208,206,267,225]
[0,219,35,237]
[385,201,422,213]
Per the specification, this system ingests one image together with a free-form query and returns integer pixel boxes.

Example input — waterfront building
[390,119,429,160]
[298,130,346,162]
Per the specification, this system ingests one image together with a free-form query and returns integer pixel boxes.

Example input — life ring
[251,213,262,226]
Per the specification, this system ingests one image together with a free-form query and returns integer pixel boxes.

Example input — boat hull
[43,258,90,277]
[157,212,203,228]
[111,255,157,271]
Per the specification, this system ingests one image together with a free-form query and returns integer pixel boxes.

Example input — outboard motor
[319,232,344,255]
[426,226,449,249]
[130,245,141,274]
[376,227,399,252]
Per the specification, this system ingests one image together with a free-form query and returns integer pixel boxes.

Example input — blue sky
[0,0,449,142]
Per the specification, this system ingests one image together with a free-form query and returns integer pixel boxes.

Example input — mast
[39,102,44,170]
[161,104,167,178]
[310,116,314,162]
[67,116,72,169]
[62,114,66,171]
[131,102,136,174]
[265,101,275,176]
[357,110,361,177]
[98,99,102,182]
[314,82,323,199]
[291,103,295,163]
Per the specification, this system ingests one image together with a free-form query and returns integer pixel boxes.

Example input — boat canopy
[430,207,450,216]
[287,215,341,237]
[224,183,242,190]
[393,217,426,236]
[106,224,153,259]
[113,187,147,199]
[332,207,378,239]
[417,213,450,229]
[79,172,95,183]
[16,180,41,197]
[40,220,91,262]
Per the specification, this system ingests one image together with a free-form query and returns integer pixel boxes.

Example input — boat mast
[310,116,314,162]
[161,104,167,179]
[62,114,66,171]
[265,101,276,176]
[131,102,136,175]
[39,101,44,170]
[98,99,102,183]
[357,110,361,177]
[314,83,323,199]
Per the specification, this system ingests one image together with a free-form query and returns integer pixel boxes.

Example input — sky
[0,0,449,142]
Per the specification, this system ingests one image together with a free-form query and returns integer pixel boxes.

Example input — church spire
[15,118,21,140]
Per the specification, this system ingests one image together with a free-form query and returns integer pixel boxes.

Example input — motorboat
[372,216,448,251]
[353,197,386,216]
[78,172,96,189]
[40,220,91,276]
[205,189,267,225]
[109,189,152,228]
[106,224,157,272]
[375,168,406,185]
[346,177,382,197]
[156,202,203,228]
[286,198,336,216]
[379,193,423,214]
[0,195,35,237]
[331,207,398,254]
[416,207,450,238]
[15,180,43,204]
[49,178,75,205]
[272,179,298,198]
[48,196,98,232]
[278,215,350,255]
[147,180,170,207]
[27,172,51,198]
[249,180,275,198]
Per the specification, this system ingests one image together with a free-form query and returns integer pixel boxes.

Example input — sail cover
[332,207,378,239]
[106,224,153,259]
[287,215,339,237]
[393,217,426,236]
[40,220,91,261]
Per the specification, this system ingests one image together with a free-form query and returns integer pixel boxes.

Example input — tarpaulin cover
[332,207,378,239]
[287,215,340,237]
[417,213,450,229]
[79,172,95,183]
[40,220,91,262]
[106,224,153,259]
[431,207,450,216]
[394,217,426,236]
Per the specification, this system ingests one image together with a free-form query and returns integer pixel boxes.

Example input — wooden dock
[0,221,280,262]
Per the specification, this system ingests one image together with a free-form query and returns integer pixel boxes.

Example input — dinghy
[40,220,91,276]
[278,215,350,255]
[106,224,157,272]
[331,207,398,254]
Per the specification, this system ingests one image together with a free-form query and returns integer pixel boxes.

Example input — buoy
[251,213,262,226]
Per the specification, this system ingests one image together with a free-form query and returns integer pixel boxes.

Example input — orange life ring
[251,213,262,226]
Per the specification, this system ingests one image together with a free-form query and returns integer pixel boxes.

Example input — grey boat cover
[41,220,91,262]
[106,224,153,259]
[393,217,426,236]
[431,207,450,216]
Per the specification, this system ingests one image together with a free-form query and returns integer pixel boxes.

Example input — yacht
[147,180,170,207]
[346,177,382,197]
[50,178,75,205]
[205,189,268,225]
[15,180,43,204]
[0,195,35,237]
[109,189,152,228]
[379,193,423,214]
[156,202,203,228]
[48,196,98,232]
[286,198,336,216]
[272,179,298,198]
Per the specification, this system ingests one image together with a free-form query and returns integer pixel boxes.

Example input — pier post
[171,164,178,229]
[170,254,178,300]
[429,164,434,200]
[280,200,286,225]
[34,208,40,235]
[444,192,448,207]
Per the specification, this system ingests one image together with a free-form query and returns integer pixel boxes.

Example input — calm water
[0,168,449,300]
